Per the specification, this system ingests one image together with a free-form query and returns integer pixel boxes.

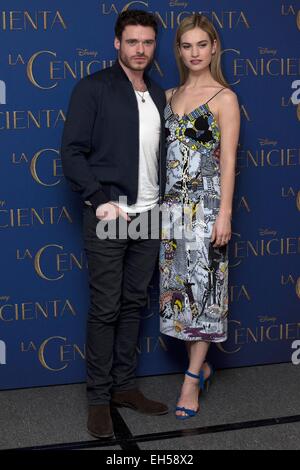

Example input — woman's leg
[176,341,210,417]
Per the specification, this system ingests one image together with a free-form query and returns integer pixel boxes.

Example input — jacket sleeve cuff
[89,190,110,212]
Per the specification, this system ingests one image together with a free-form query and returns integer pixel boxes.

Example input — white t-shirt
[115,90,161,213]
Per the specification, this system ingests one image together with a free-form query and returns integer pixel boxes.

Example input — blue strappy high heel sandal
[202,361,214,393]
[175,370,205,420]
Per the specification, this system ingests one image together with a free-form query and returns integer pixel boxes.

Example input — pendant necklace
[131,80,147,103]
[136,90,146,103]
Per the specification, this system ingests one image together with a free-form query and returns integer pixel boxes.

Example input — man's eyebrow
[125,38,155,42]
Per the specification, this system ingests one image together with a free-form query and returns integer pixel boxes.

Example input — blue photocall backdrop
[0,0,299,389]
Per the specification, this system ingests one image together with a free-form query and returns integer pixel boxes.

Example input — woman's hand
[211,213,231,247]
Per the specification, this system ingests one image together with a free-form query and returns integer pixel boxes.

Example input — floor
[0,363,299,450]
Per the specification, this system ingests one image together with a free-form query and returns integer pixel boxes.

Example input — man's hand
[96,202,131,221]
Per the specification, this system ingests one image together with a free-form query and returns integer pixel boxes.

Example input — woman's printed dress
[159,89,229,343]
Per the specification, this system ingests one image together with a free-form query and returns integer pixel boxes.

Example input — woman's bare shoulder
[165,87,177,103]
[219,87,239,105]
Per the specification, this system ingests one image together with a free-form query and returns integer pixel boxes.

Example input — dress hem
[160,330,228,343]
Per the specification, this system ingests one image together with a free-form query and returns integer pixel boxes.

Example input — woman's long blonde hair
[175,14,229,87]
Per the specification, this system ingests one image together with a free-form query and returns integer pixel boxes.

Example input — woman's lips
[191,60,202,64]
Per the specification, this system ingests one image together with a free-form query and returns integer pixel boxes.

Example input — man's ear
[114,37,120,51]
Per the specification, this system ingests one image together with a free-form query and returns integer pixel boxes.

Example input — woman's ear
[212,39,217,55]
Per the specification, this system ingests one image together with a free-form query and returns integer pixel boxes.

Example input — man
[61,10,167,439]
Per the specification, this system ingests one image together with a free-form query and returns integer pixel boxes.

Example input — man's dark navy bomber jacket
[61,60,166,212]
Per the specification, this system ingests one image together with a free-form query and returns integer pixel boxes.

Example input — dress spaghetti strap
[169,87,177,106]
[205,88,226,104]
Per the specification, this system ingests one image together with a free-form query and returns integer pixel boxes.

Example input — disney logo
[258,48,277,56]
[259,228,277,237]
[258,316,277,323]
[76,49,98,57]
[169,0,189,7]
[258,138,277,146]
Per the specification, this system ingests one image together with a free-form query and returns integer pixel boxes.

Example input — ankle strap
[185,370,201,380]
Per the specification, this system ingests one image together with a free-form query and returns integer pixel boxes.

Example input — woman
[159,14,240,419]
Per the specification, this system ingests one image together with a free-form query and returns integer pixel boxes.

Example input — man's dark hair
[115,10,158,40]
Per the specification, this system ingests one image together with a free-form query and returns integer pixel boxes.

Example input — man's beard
[119,51,153,72]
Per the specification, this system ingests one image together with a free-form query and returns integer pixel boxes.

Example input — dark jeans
[83,205,160,405]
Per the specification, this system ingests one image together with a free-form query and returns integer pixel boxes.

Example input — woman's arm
[211,89,240,247]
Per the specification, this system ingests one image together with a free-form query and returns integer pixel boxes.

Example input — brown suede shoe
[111,388,169,415]
[87,404,114,439]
